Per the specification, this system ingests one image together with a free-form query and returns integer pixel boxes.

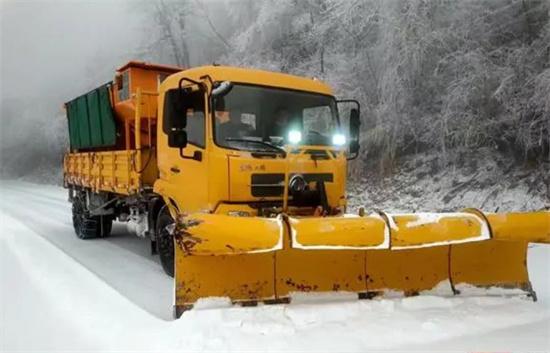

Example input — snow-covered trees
[143,0,548,170]
[211,0,549,168]
[6,0,542,180]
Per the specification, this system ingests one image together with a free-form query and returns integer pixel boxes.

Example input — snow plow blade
[173,213,283,255]
[173,210,549,317]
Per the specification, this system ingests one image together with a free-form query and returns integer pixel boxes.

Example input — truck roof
[117,61,183,73]
[162,65,334,96]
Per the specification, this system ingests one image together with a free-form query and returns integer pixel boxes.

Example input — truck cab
[154,66,360,221]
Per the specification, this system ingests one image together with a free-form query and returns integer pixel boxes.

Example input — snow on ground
[347,149,549,213]
[1,180,549,352]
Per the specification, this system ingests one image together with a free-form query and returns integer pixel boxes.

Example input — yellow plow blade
[173,210,549,317]
[288,215,388,249]
[389,212,490,248]
[450,240,530,290]
[289,211,491,249]
[447,211,549,294]
[174,213,283,255]
[487,211,550,243]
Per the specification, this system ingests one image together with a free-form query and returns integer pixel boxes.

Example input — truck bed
[64,149,157,195]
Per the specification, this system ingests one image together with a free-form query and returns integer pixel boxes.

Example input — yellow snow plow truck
[64,61,549,318]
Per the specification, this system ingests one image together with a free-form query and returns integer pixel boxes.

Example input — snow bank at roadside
[2,204,549,352]
[348,149,549,213]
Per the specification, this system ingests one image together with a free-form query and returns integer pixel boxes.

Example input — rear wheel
[156,205,175,277]
[72,196,112,239]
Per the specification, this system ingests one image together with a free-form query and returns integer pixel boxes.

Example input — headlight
[332,133,346,146]
[288,130,302,144]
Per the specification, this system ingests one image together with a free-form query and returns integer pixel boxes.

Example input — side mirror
[163,88,193,151]
[164,89,188,132]
[168,130,188,148]
[163,83,206,162]
[336,99,361,160]
[349,108,360,156]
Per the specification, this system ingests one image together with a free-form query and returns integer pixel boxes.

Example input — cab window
[118,71,130,101]
[163,90,205,148]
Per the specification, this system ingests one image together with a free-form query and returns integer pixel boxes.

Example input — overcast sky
[0,0,235,177]
[1,0,144,103]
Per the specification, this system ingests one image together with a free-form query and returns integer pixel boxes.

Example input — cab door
[156,89,209,213]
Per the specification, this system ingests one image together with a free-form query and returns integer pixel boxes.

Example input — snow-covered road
[0,180,173,320]
[1,180,549,352]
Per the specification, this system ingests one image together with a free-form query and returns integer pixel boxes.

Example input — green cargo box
[66,83,117,150]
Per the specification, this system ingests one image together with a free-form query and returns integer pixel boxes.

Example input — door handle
[170,166,180,173]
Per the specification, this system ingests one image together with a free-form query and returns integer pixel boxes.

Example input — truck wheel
[72,198,113,239]
[156,205,175,277]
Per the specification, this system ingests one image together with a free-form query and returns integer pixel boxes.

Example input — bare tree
[153,0,191,67]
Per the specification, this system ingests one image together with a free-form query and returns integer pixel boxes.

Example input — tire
[156,205,175,277]
[72,196,113,239]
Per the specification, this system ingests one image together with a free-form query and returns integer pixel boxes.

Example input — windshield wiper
[225,137,287,157]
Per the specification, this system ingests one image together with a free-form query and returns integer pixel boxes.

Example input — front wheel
[156,205,175,277]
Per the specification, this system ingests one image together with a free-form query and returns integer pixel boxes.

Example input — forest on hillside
[140,0,550,173]
[1,0,548,180]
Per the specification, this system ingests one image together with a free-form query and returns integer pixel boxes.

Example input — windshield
[213,84,339,151]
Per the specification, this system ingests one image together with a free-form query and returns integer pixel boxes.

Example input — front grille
[250,173,285,197]
[250,173,333,197]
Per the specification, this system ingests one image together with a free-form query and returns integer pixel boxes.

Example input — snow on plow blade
[173,213,283,255]
[288,215,389,249]
[289,212,491,249]
[173,210,549,317]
